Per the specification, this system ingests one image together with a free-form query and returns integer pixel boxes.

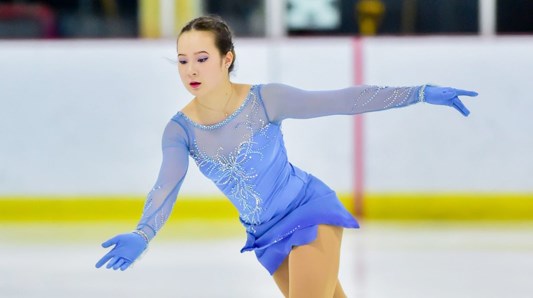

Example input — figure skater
[96,15,477,298]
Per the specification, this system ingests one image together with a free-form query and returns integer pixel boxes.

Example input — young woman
[96,15,477,297]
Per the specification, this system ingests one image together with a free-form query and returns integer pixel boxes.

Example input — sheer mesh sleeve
[259,83,423,123]
[135,120,189,242]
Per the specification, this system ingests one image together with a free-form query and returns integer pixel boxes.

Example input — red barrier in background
[353,37,365,218]
[0,4,56,38]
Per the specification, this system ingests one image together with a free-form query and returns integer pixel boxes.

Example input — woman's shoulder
[235,83,255,94]
[160,116,190,149]
[176,101,195,121]
[257,83,295,93]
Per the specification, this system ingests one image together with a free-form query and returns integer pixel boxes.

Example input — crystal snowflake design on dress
[188,89,272,230]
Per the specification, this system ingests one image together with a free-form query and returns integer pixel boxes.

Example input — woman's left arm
[259,83,477,123]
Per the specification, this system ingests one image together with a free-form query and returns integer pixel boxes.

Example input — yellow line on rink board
[364,193,533,220]
[0,193,532,222]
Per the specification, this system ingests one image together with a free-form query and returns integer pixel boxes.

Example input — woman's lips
[190,82,201,88]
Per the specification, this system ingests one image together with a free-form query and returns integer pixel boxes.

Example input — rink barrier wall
[3,37,533,197]
[2,38,533,221]
[1,194,533,222]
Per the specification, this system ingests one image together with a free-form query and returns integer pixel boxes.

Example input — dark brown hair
[179,15,236,73]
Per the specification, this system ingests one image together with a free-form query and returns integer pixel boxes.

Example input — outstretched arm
[259,83,477,123]
[135,121,190,241]
[96,120,189,271]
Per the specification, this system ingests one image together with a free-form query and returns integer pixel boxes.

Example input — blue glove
[424,86,478,116]
[95,232,148,271]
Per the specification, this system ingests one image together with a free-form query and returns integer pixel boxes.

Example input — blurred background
[1,0,532,297]
[0,0,532,38]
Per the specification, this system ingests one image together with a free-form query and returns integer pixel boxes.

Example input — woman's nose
[187,64,197,76]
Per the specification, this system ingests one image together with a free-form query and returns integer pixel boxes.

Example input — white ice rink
[1,221,532,298]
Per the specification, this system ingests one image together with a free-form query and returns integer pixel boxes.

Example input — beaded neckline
[178,85,257,130]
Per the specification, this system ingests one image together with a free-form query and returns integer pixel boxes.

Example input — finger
[120,261,132,271]
[102,236,119,248]
[113,258,126,270]
[106,256,120,269]
[453,89,478,97]
[95,253,114,268]
[452,98,470,117]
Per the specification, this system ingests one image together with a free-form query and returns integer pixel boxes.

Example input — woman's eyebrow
[178,51,209,56]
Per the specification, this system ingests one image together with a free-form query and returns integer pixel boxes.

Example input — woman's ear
[224,51,234,68]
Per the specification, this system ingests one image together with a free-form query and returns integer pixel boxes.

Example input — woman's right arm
[96,120,189,270]
[135,120,190,242]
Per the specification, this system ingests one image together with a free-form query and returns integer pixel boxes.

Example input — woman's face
[177,30,232,96]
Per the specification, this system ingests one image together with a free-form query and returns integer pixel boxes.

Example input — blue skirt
[240,174,359,275]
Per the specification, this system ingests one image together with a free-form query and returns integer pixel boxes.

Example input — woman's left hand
[423,86,478,116]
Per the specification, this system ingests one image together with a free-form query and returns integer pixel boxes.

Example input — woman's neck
[194,80,230,108]
[195,81,234,110]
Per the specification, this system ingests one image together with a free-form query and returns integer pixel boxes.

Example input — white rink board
[0,37,532,196]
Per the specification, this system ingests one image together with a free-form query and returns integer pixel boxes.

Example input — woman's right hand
[95,232,148,271]
[423,86,478,117]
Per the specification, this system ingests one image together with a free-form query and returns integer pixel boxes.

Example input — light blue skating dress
[136,83,423,274]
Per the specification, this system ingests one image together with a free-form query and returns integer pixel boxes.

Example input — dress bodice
[135,83,423,240]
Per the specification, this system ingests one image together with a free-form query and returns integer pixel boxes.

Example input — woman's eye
[198,57,208,63]
[178,60,187,65]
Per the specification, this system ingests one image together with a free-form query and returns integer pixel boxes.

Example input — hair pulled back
[179,15,236,73]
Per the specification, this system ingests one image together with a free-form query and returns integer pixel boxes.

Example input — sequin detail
[352,86,414,112]
[418,84,427,102]
[137,185,163,236]
[179,86,255,130]
[142,185,161,215]
[271,225,302,245]
[189,87,272,230]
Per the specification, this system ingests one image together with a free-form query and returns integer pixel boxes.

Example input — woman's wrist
[132,229,150,244]
[418,85,428,103]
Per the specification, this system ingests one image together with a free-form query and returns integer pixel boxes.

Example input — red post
[353,37,365,218]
